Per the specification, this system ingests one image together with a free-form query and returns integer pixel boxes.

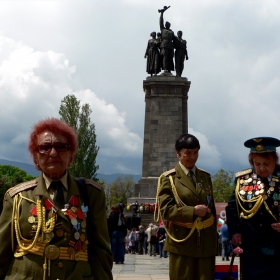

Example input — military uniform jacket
[0,172,113,280]
[158,163,217,258]
[226,168,280,256]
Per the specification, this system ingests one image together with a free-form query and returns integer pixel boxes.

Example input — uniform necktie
[51,180,65,209]
[187,170,196,187]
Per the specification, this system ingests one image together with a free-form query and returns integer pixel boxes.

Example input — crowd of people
[107,208,168,262]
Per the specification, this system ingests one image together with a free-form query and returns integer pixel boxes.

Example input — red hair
[248,152,279,166]
[28,118,78,168]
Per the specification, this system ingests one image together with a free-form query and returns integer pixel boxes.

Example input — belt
[15,241,88,261]
[172,215,215,230]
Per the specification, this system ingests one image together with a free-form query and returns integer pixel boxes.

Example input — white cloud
[0,36,142,172]
[71,89,143,158]
[188,128,222,173]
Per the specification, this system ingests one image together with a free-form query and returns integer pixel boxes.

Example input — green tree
[212,169,235,202]
[59,94,99,180]
[0,165,35,212]
[108,176,135,207]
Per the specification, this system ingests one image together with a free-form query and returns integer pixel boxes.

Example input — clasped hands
[193,204,210,217]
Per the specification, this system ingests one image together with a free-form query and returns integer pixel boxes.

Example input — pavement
[112,254,239,280]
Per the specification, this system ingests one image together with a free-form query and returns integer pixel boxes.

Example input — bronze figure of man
[159,8,175,73]
[174,30,188,77]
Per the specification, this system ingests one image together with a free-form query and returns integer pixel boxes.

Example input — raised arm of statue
[158,6,170,13]
[159,12,164,30]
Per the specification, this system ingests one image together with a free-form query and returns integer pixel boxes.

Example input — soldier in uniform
[0,118,113,280]
[156,134,217,280]
[174,30,188,77]
[226,137,280,280]
[159,7,176,73]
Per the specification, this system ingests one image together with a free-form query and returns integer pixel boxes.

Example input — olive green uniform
[158,163,217,280]
[0,173,113,280]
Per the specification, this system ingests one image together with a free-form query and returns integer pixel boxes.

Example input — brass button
[58,262,64,268]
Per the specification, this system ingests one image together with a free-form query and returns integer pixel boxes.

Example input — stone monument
[127,6,191,225]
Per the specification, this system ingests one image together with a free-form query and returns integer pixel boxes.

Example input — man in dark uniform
[226,137,280,280]
[174,30,188,77]
[156,134,217,280]
[0,118,113,280]
[159,8,176,73]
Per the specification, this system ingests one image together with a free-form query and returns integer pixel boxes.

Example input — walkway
[112,254,239,280]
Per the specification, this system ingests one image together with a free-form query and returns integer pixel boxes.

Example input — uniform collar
[178,161,196,179]
[43,172,68,190]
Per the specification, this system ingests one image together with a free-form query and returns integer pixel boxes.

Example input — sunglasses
[37,143,70,154]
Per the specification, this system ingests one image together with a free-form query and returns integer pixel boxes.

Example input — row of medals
[239,173,280,218]
[28,196,88,259]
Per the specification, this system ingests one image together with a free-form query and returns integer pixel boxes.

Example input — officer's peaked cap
[244,137,280,153]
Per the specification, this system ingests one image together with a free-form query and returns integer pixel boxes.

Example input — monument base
[135,177,158,198]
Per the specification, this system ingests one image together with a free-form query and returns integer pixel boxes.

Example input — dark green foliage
[107,176,135,208]
[0,165,35,213]
[212,169,235,202]
[59,94,99,180]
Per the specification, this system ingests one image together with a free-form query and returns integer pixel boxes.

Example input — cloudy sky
[0,0,279,176]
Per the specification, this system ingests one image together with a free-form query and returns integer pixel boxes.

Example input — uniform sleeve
[226,181,240,238]
[158,175,195,223]
[0,192,15,278]
[87,186,113,280]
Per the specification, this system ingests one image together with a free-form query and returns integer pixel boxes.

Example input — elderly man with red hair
[0,118,113,280]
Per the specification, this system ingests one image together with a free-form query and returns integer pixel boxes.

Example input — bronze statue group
[145,6,188,77]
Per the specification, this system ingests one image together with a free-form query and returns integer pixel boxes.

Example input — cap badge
[256,145,264,151]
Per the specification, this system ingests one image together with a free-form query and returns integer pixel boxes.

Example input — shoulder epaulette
[85,179,102,190]
[162,168,176,177]
[9,179,38,197]
[235,168,252,178]
[197,168,210,175]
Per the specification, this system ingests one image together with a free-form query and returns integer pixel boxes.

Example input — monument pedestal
[127,75,191,223]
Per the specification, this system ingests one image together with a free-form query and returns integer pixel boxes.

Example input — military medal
[71,218,78,226]
[67,209,77,219]
[80,233,86,242]
[77,208,85,220]
[28,216,36,224]
[74,231,80,240]
[45,245,60,260]
[74,239,82,251]
[81,219,86,229]
[81,205,88,217]
[56,229,64,237]
[45,199,55,211]
[69,196,79,207]
[30,205,38,216]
